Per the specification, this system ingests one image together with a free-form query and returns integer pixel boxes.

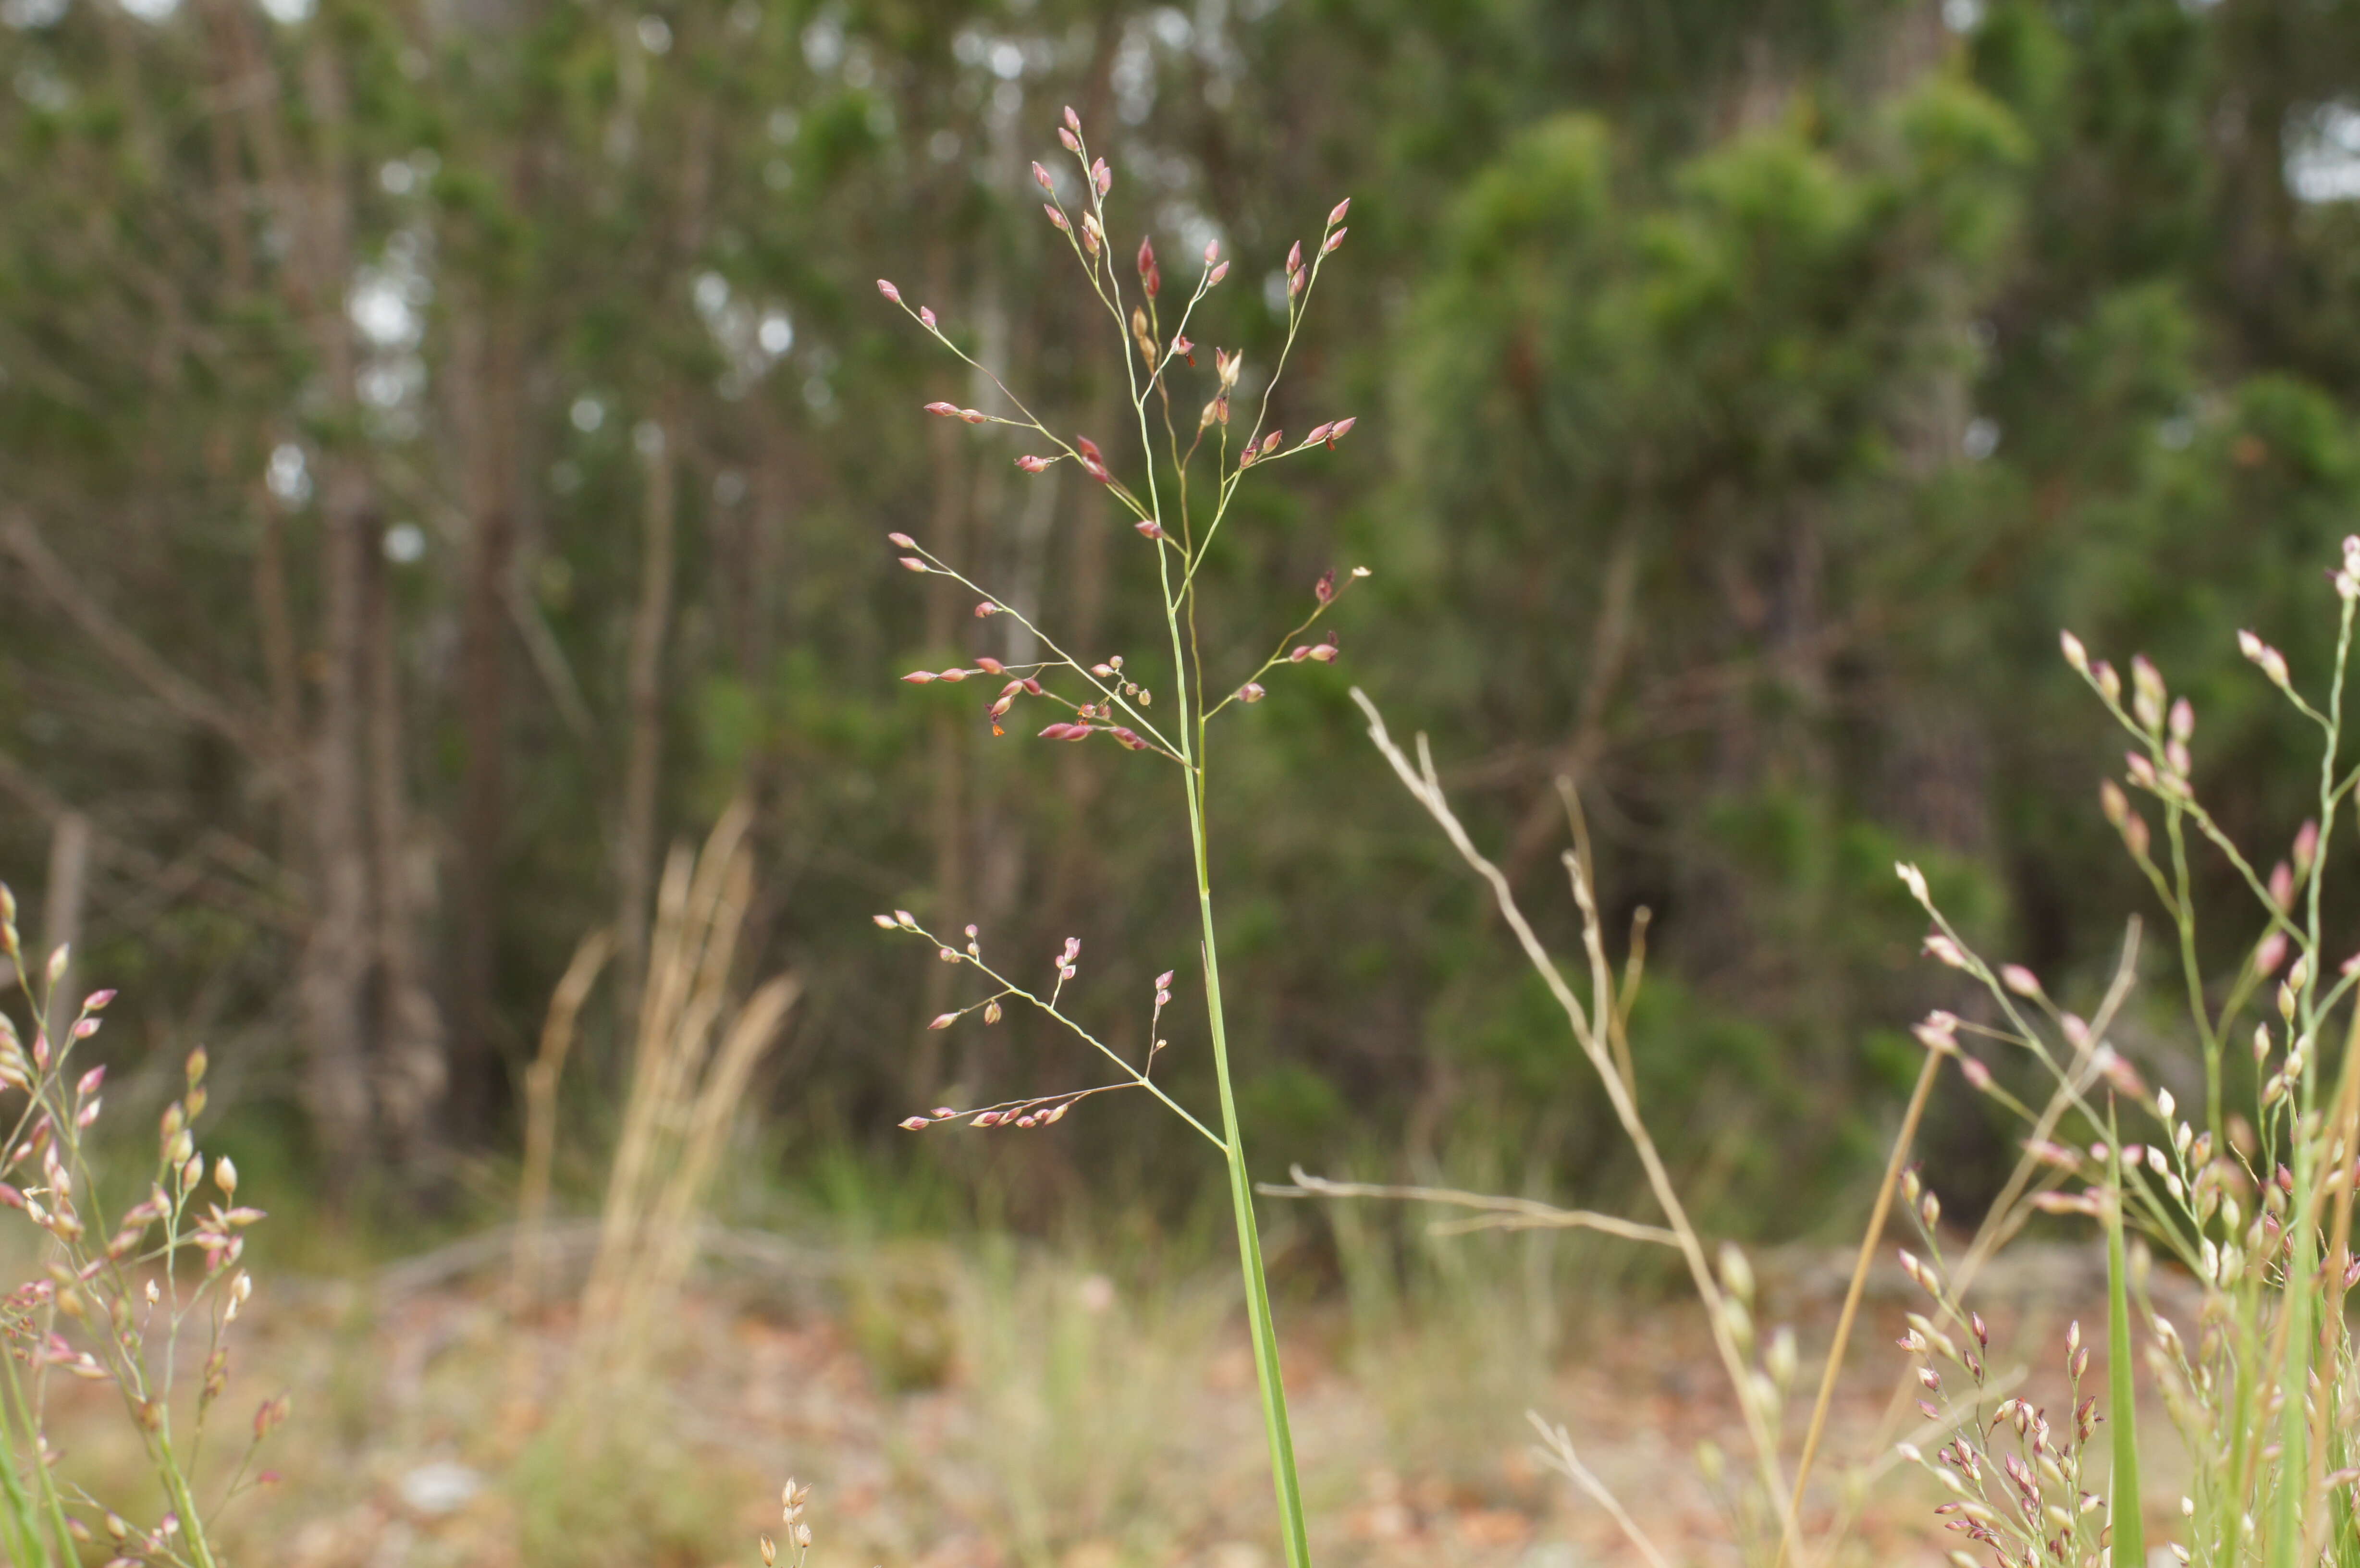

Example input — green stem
[2104,1143,2144,1568]
[1183,772,1312,1568]
[1154,531,1310,1568]
[0,1351,56,1568]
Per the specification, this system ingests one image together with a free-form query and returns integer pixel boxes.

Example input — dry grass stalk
[511,926,614,1317]
[1347,686,1807,1564]
[571,800,800,1395]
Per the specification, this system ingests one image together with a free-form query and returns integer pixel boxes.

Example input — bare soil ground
[43,1233,2161,1568]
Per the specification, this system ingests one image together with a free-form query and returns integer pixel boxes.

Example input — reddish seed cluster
[1239,429,1284,469]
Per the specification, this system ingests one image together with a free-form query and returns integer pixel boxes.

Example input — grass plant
[0,888,278,1566]
[1315,533,2360,1568]
[869,103,1363,1568]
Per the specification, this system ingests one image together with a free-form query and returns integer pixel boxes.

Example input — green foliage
[7,0,2360,1240]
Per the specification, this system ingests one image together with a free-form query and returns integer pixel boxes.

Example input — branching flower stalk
[0,883,282,1568]
[1871,534,2360,1568]
[873,106,1364,1568]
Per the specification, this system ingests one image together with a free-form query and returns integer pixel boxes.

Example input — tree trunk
[451,298,521,1141]
[615,413,678,1024]
[362,530,449,1177]
[300,462,381,1182]
[40,812,89,1020]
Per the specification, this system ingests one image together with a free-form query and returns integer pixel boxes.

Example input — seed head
[1208,260,1229,286]
[1076,437,1110,484]
[1315,570,1336,604]
[1237,682,1266,703]
[877,279,901,304]
[1044,203,1069,232]
[1323,226,1348,254]
[1059,126,1079,152]
[1286,240,1303,277]
[1017,454,1052,473]
[1032,160,1055,192]
[1136,520,1165,539]
[889,532,915,548]
[1327,197,1351,228]
[1064,104,1081,132]
[2000,964,2042,998]
[1091,157,1111,196]
[1137,236,1160,297]
[899,556,929,573]
[898,1116,929,1131]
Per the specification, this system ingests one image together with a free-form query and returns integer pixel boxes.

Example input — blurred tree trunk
[41,813,88,1016]
[247,12,449,1187]
[914,404,972,1096]
[363,526,448,1172]
[615,411,677,1029]
[451,296,524,1140]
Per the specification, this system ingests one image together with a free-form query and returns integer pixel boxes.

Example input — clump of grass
[1313,534,2360,1568]
[946,1245,1227,1566]
[513,802,798,1568]
[573,799,799,1394]
[869,102,1363,1568]
[0,886,281,1566]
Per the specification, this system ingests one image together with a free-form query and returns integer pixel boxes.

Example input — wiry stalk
[874,108,1356,1567]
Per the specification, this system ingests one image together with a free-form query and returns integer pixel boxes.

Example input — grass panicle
[872,106,1363,1566]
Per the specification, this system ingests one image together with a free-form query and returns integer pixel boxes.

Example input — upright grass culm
[871,106,1363,1568]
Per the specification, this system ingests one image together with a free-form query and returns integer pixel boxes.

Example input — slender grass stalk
[2103,1144,2144,1568]
[1780,1046,1940,1560]
[1179,716,1312,1568]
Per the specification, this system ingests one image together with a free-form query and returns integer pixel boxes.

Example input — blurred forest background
[3,0,2358,1244]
